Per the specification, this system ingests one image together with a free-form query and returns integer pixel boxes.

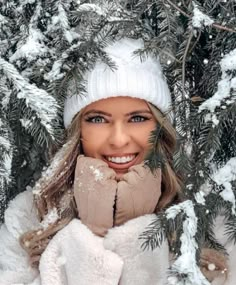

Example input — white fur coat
[0,190,235,285]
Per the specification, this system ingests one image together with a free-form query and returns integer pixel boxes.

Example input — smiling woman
[81,97,156,178]
[0,38,231,285]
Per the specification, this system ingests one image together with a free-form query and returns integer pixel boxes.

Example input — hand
[74,156,117,236]
[114,163,162,226]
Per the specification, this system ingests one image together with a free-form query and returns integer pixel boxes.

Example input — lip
[102,153,139,170]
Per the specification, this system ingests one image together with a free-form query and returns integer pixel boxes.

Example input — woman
[0,38,233,285]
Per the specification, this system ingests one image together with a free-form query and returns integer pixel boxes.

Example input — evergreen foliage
[0,78,13,221]
[0,0,235,283]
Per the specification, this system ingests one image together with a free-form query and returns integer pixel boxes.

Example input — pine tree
[135,1,236,283]
[0,0,140,220]
[0,0,235,284]
[0,77,13,221]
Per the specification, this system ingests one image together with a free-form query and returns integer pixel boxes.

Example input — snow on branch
[0,57,59,141]
[0,119,12,182]
[211,158,236,215]
[166,200,209,285]
[77,2,131,24]
[44,41,83,82]
[77,3,106,16]
[199,48,236,113]
[0,13,8,27]
[192,2,214,29]
[0,117,13,222]
[9,2,48,63]
[56,2,78,44]
[10,29,48,63]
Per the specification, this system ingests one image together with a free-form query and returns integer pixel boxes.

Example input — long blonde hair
[20,105,227,279]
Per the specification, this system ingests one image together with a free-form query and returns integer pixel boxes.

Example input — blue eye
[130,116,148,122]
[86,116,106,123]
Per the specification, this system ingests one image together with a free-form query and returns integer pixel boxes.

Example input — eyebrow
[83,109,152,117]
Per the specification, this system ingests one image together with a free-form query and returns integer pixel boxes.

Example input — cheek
[81,134,95,157]
[81,126,105,157]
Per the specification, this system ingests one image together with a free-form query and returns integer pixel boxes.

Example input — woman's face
[81,96,156,178]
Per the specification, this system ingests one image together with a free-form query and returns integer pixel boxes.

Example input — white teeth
[107,155,135,164]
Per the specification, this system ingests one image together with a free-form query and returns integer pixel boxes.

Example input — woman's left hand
[114,164,162,226]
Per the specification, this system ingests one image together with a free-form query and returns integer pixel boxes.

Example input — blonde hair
[20,105,227,279]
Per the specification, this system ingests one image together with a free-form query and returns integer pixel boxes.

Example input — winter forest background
[0,0,235,283]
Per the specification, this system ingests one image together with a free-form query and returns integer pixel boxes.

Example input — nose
[108,123,130,149]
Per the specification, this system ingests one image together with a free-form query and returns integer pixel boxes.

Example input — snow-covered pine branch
[77,3,106,16]
[0,57,59,146]
[0,114,13,222]
[9,2,48,64]
[166,201,209,285]
[53,1,78,44]
[211,158,236,215]
[199,48,236,116]
[192,2,214,29]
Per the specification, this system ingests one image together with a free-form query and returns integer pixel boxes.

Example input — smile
[106,155,136,164]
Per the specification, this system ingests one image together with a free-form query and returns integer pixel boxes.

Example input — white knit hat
[64,38,172,128]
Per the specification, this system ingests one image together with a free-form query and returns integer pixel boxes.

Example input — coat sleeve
[0,190,40,285]
[212,215,236,285]
[39,219,124,285]
[104,214,170,285]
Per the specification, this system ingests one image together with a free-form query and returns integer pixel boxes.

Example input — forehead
[83,96,150,113]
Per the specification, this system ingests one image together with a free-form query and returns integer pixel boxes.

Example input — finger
[119,171,138,185]
[76,156,108,170]
[99,165,116,180]
[128,163,146,178]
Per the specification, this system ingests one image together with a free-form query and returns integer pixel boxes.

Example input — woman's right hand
[73,156,117,237]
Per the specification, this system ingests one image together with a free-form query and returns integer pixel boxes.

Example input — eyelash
[85,115,150,123]
[130,115,149,122]
[85,116,106,123]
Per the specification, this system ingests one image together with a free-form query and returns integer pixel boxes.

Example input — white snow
[40,207,59,229]
[0,57,59,139]
[44,59,65,82]
[2,154,12,181]
[192,3,214,29]
[0,77,11,108]
[166,200,209,285]
[194,191,206,205]
[0,13,7,26]
[199,49,236,114]
[44,42,82,82]
[10,29,48,62]
[20,118,33,129]
[212,158,236,185]
[57,3,76,44]
[77,4,105,16]
[208,263,216,271]
[89,165,104,181]
[200,158,236,215]
[211,157,236,214]
[211,114,219,125]
[221,49,236,70]
[0,136,11,151]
